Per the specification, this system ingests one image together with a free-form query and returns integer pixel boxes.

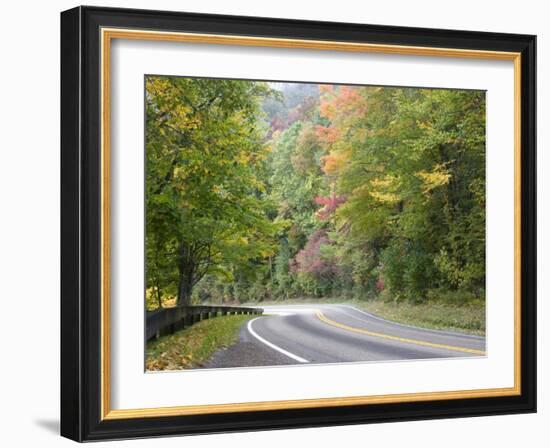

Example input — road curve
[202,304,486,369]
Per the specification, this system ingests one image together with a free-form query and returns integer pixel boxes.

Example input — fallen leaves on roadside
[145,315,253,371]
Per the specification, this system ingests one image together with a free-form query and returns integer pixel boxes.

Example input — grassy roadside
[249,298,485,336]
[146,314,253,371]
[355,300,485,336]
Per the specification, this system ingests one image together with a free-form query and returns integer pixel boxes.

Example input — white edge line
[247,317,309,363]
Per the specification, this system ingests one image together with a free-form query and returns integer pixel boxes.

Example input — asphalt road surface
[203,304,486,369]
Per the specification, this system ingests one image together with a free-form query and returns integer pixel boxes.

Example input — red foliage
[314,193,346,220]
[291,229,337,276]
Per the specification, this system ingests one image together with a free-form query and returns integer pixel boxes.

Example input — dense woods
[145,76,485,310]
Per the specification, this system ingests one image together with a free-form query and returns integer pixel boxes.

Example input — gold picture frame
[61,6,536,441]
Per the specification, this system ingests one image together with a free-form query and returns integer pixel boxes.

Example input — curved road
[203,304,486,369]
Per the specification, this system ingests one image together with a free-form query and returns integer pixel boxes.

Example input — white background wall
[0,0,546,446]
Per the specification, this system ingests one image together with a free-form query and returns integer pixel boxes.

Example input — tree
[317,85,486,300]
[145,77,486,306]
[145,76,279,305]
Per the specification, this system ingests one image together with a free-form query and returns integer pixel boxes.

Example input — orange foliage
[319,85,366,121]
[318,84,333,94]
[321,151,348,175]
[315,125,340,144]
[335,86,366,116]
[319,100,337,120]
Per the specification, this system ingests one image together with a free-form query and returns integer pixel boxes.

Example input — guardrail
[146,305,263,341]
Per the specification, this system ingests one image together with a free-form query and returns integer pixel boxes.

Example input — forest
[145,76,486,311]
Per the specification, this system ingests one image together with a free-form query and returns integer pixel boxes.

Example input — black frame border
[61,6,536,442]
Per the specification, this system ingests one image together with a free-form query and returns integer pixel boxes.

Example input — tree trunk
[176,241,213,306]
[156,285,163,309]
[177,242,196,306]
[177,273,193,305]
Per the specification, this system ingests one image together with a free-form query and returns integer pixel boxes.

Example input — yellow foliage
[321,150,349,174]
[369,191,401,204]
[416,165,451,194]
[367,175,401,204]
[237,151,251,165]
[370,175,396,189]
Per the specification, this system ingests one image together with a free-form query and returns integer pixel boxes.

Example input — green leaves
[322,86,486,301]
[145,76,278,305]
[145,77,486,307]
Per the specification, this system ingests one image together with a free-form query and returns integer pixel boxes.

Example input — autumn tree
[318,85,486,300]
[145,76,280,305]
[145,77,486,307]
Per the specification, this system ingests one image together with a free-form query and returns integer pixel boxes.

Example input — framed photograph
[60,6,536,441]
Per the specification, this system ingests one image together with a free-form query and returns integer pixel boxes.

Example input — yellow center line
[316,311,486,356]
